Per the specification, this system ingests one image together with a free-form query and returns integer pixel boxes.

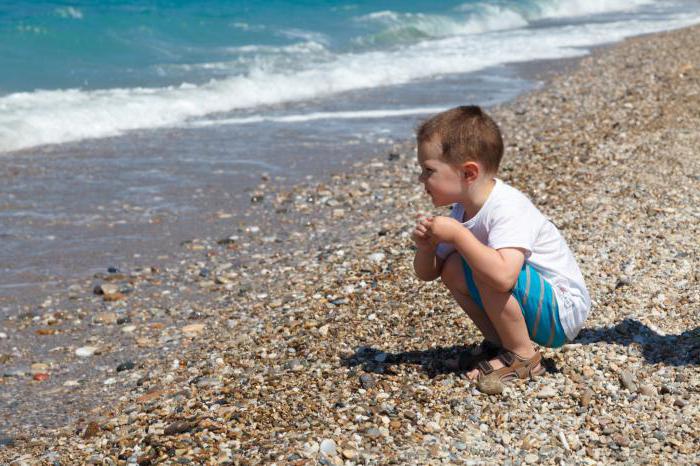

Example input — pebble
[536,387,557,398]
[164,421,193,436]
[182,323,205,335]
[93,284,119,296]
[525,453,539,464]
[116,361,135,372]
[368,252,385,263]
[0,437,14,447]
[639,384,657,396]
[320,439,336,456]
[619,371,637,392]
[580,388,594,407]
[75,346,98,357]
[360,374,376,389]
[0,332,7,339]
[673,398,687,408]
[82,422,100,439]
[94,312,118,324]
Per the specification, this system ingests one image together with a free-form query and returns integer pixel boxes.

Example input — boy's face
[417,139,464,207]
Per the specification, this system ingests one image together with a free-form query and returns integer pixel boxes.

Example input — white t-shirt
[435,178,591,341]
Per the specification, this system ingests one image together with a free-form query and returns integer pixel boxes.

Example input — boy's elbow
[496,273,519,293]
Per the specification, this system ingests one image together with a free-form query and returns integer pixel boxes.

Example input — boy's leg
[465,272,540,380]
[440,252,500,345]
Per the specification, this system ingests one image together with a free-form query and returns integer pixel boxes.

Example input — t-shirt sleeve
[435,204,462,260]
[486,199,542,257]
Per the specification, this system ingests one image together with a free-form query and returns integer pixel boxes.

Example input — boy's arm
[429,216,525,292]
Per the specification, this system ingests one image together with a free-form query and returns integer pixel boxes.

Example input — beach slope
[1,25,699,464]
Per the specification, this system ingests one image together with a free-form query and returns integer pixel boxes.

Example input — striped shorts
[461,257,568,348]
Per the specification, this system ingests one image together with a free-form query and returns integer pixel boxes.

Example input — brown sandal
[443,340,501,372]
[475,349,545,395]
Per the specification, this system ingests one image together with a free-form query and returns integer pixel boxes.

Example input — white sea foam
[455,0,656,20]
[55,7,83,20]
[188,107,449,127]
[2,10,699,153]
[527,0,656,19]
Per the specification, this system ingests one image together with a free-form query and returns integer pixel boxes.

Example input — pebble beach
[1,23,699,465]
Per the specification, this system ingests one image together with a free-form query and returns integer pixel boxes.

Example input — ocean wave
[355,8,527,45]
[356,0,657,46]
[1,10,698,153]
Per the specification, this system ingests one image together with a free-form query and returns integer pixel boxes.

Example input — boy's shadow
[341,319,698,376]
[576,318,699,366]
[340,343,561,378]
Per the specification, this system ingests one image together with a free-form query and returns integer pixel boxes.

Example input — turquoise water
[2,0,700,152]
[1,0,658,91]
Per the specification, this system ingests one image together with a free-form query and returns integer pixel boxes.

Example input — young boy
[412,106,590,394]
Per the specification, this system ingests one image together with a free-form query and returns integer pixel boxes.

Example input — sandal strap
[497,350,516,367]
[476,359,494,375]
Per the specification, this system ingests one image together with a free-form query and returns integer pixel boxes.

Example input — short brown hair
[417,106,503,173]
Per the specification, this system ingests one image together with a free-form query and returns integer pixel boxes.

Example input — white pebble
[75,346,98,357]
[369,252,385,263]
[320,439,336,456]
[558,431,570,450]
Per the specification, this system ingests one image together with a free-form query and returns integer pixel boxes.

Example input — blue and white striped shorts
[461,257,568,348]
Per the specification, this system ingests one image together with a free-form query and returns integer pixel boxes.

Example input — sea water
[1,0,700,303]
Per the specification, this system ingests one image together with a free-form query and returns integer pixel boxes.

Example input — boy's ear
[462,161,480,181]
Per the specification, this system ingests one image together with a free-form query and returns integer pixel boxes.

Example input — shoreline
[0,48,594,312]
[2,24,700,464]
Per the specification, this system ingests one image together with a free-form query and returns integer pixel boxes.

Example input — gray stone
[360,374,376,389]
[619,371,637,392]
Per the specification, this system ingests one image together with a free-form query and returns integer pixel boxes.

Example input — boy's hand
[425,216,461,243]
[412,217,438,252]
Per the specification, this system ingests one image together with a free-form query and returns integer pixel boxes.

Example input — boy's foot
[466,349,545,394]
[443,340,501,372]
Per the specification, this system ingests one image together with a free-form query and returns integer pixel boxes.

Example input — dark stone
[0,437,14,447]
[217,237,237,245]
[198,268,209,278]
[388,151,401,161]
[116,361,135,372]
[116,316,132,325]
[164,421,193,436]
[107,266,120,274]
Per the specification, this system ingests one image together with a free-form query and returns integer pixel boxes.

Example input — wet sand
[1,25,699,464]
